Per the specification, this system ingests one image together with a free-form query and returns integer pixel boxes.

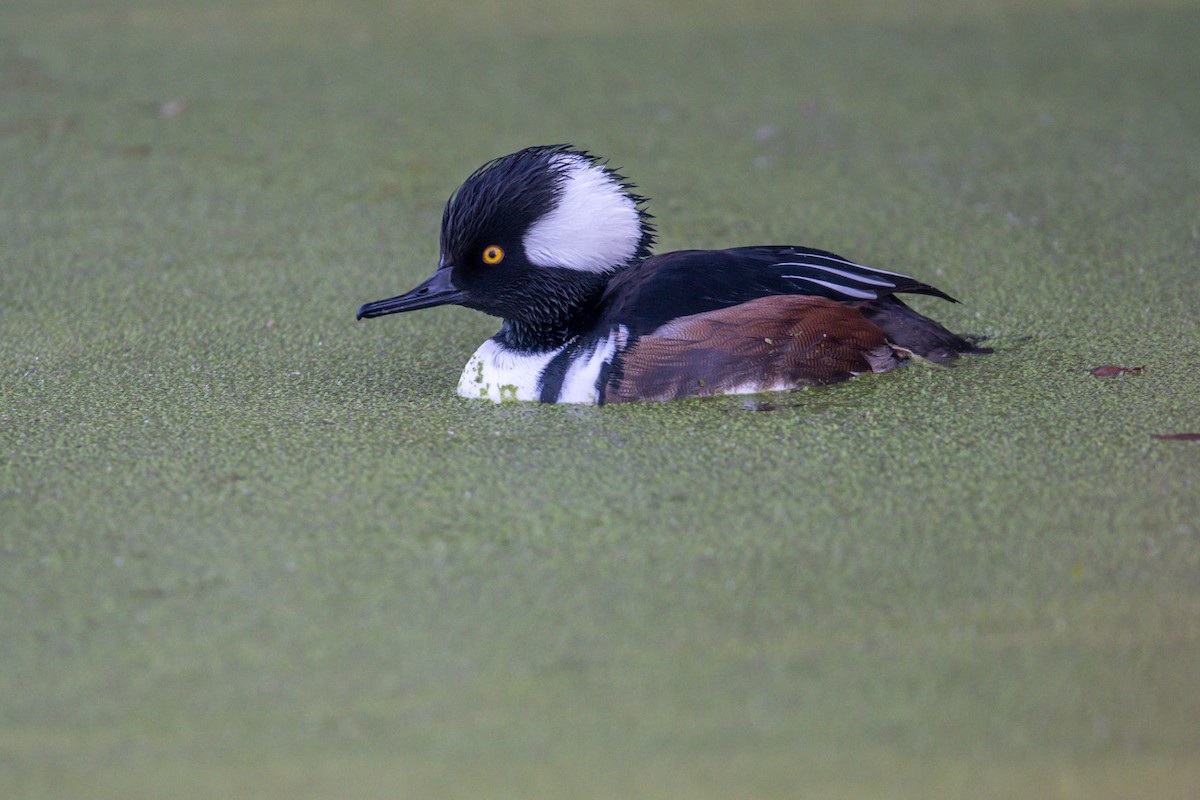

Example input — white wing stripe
[781,275,878,299]
[775,262,895,287]
[775,257,910,279]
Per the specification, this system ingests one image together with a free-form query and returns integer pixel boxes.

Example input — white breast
[457,339,562,403]
[456,327,628,404]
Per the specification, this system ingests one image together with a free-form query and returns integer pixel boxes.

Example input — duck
[357,144,988,404]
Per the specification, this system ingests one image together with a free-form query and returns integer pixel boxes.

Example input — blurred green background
[2,1,1198,797]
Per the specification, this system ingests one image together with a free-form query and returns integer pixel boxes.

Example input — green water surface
[2,1,1198,797]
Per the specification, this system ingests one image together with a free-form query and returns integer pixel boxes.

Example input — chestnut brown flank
[607,295,904,402]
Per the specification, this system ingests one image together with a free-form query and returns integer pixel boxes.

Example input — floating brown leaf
[1151,433,1200,441]
[1091,365,1143,377]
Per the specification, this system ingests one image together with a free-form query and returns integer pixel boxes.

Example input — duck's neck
[493,270,613,352]
[496,306,603,352]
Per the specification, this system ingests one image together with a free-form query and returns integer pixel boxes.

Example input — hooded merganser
[357,144,989,404]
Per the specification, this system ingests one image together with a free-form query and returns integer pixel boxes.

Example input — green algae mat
[3,1,1199,797]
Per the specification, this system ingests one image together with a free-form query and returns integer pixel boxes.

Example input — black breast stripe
[537,339,581,403]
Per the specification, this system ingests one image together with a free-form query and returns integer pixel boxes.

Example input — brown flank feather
[606,295,906,403]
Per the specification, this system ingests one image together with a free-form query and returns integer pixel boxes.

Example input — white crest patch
[523,155,642,273]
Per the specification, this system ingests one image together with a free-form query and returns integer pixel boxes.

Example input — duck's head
[357,145,654,343]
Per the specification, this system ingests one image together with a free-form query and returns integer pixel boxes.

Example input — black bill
[356,268,464,320]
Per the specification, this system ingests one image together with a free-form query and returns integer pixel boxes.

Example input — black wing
[599,246,956,336]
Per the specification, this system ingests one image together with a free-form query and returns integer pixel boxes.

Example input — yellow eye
[482,245,505,265]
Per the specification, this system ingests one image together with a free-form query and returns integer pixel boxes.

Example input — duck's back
[594,246,987,404]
